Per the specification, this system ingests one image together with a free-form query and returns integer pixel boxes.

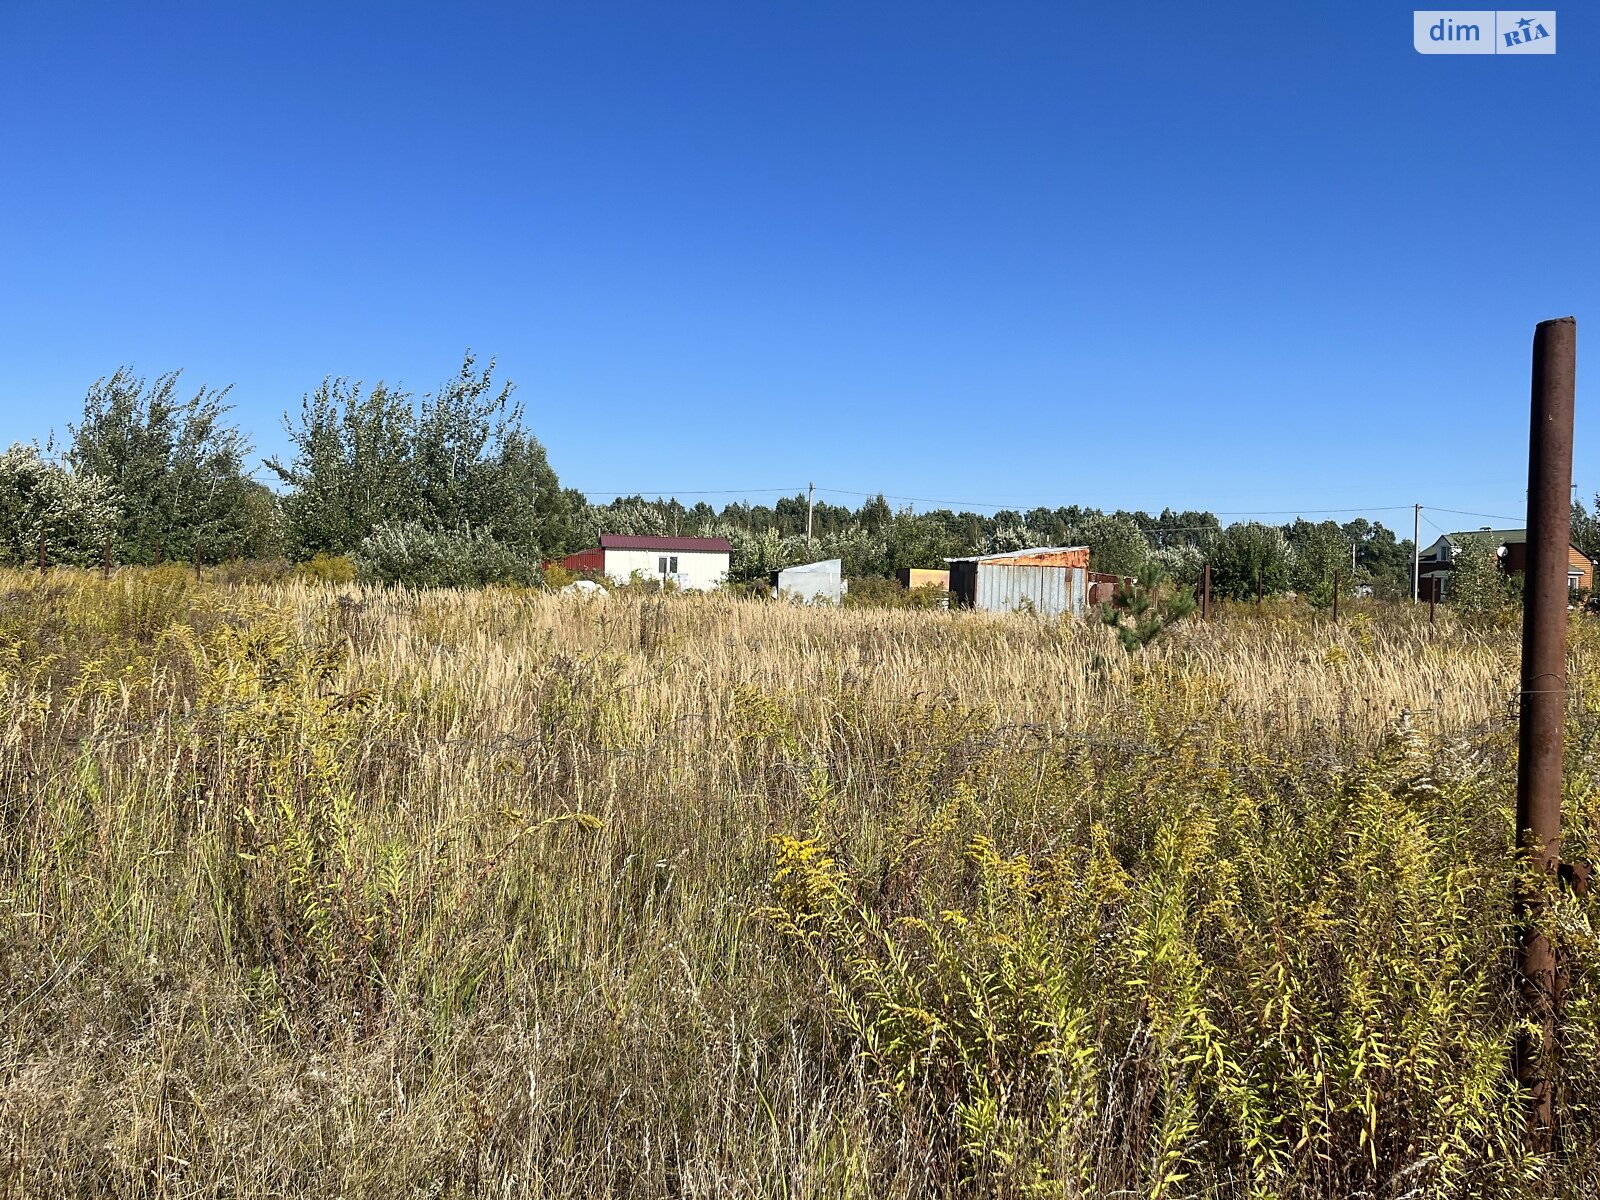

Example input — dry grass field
[4,569,1600,1197]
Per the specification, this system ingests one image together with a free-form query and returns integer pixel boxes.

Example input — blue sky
[0,3,1592,532]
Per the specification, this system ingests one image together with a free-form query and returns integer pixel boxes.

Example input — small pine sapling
[1100,561,1196,652]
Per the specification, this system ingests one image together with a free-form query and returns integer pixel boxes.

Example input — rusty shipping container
[947,547,1089,617]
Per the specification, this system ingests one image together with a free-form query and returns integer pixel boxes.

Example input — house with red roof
[562,534,732,591]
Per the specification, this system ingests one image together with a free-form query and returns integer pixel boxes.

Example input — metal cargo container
[947,547,1089,617]
[771,558,844,604]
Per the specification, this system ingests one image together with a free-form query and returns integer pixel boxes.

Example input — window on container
[658,557,669,574]
[669,556,679,573]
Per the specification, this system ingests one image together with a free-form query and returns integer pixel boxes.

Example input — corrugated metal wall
[974,564,1086,616]
[773,559,843,603]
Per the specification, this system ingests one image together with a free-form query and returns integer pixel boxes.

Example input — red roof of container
[598,534,733,553]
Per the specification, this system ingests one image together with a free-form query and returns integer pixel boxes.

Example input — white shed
[563,535,732,591]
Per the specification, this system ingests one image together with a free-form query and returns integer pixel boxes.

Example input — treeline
[588,492,1421,600]
[2,355,584,585]
[0,351,1471,597]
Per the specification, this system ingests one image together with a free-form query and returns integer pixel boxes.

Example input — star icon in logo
[1517,15,1534,28]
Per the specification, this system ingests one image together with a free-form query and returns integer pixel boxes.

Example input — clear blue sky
[1,3,1592,533]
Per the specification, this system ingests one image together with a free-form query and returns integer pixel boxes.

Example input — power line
[812,486,1420,517]
[574,487,805,498]
[1427,505,1526,524]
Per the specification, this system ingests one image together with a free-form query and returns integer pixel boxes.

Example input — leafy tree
[0,443,119,566]
[1286,519,1354,607]
[267,376,416,557]
[820,525,890,579]
[1099,561,1196,651]
[572,497,671,548]
[1073,512,1149,577]
[987,511,1031,554]
[1572,496,1600,564]
[268,352,572,559]
[1447,535,1516,612]
[411,354,570,558]
[1152,542,1205,589]
[1209,522,1291,600]
[884,507,961,572]
[67,368,265,562]
[700,522,809,583]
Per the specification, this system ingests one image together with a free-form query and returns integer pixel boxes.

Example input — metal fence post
[1515,315,1576,1151]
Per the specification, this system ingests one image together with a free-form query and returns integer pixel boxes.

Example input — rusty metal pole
[1515,315,1576,1152]
[1429,577,1437,625]
[194,542,202,583]
[1332,571,1340,621]
[155,540,163,566]
[37,531,46,573]
[1256,565,1263,604]
[1202,563,1211,620]
[102,538,111,580]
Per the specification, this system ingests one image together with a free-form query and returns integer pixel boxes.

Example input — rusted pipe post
[194,542,202,583]
[37,531,46,573]
[1515,315,1576,1152]
[155,540,163,566]
[1429,577,1437,625]
[1256,565,1263,604]
[1332,571,1340,621]
[1202,562,1211,620]
[102,538,111,580]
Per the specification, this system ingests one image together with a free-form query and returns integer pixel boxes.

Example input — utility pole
[806,482,814,550]
[1515,316,1576,1151]
[1413,503,1422,602]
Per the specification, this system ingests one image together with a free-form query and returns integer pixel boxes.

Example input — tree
[267,376,416,557]
[1073,512,1149,577]
[67,369,264,562]
[1448,536,1516,612]
[1285,519,1353,607]
[0,444,119,566]
[268,352,573,560]
[1209,522,1291,600]
[1572,496,1600,565]
[1099,561,1196,652]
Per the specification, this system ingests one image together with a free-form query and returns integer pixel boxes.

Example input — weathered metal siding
[974,564,1086,616]
[990,547,1091,569]
[773,559,844,603]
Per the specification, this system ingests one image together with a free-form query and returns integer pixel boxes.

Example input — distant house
[563,534,732,591]
[946,546,1090,617]
[771,559,845,604]
[1417,528,1593,597]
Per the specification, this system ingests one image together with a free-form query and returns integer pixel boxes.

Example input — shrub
[217,557,296,586]
[353,521,540,588]
[294,552,357,584]
[541,563,576,589]
[842,575,945,609]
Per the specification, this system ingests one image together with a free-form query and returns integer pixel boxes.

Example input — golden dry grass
[1,571,1595,1198]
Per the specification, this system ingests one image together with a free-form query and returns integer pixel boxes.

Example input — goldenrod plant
[2,567,1598,1196]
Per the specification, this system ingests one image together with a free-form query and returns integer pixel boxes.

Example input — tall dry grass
[1,570,1597,1197]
